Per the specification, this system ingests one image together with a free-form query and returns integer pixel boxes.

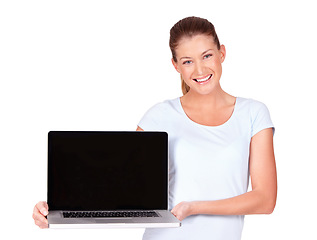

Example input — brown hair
[169,16,221,95]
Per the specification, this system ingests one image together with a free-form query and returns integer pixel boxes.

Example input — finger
[170,209,178,219]
[33,215,48,228]
[172,212,182,221]
[34,219,48,229]
[37,201,49,216]
[33,208,48,224]
[33,204,49,226]
[170,209,175,216]
[41,203,49,216]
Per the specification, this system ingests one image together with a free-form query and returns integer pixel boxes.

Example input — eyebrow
[179,49,214,60]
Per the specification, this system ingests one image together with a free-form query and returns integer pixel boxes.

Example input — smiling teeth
[195,75,212,82]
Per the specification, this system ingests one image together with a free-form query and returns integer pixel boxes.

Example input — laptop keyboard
[63,211,159,218]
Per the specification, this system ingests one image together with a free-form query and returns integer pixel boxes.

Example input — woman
[33,16,277,240]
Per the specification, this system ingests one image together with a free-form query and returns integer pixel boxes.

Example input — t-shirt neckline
[176,97,239,128]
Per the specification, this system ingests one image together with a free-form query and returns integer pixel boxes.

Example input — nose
[195,61,204,75]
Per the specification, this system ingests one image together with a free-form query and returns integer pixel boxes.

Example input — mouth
[193,74,212,84]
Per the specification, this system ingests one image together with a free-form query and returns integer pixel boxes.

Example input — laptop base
[48,210,181,229]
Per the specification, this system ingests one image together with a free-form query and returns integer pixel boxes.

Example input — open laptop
[47,131,181,228]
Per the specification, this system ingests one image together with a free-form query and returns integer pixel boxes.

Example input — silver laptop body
[47,131,180,228]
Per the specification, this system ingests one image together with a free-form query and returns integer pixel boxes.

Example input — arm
[171,128,277,220]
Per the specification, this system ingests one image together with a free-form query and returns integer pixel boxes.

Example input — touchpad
[94,219,131,223]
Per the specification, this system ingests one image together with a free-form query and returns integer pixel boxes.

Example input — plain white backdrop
[1,0,316,239]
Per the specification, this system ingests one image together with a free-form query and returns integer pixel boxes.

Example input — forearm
[171,129,277,221]
[190,189,276,216]
[190,130,277,217]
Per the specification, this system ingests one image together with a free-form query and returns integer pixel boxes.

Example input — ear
[171,58,180,73]
[220,44,226,63]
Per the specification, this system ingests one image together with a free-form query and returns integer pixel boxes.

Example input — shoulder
[138,97,181,131]
[237,97,274,137]
[237,97,271,117]
[143,98,180,116]
[237,97,268,109]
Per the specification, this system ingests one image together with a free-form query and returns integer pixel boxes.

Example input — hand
[32,201,49,229]
[171,201,194,221]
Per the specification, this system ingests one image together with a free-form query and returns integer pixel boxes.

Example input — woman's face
[172,34,226,96]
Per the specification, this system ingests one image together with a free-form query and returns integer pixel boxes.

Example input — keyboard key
[63,211,159,218]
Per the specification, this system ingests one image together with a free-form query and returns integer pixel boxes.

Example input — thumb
[39,201,49,216]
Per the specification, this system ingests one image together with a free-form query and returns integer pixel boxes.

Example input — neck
[181,86,233,110]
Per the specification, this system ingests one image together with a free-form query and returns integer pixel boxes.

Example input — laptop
[47,131,181,228]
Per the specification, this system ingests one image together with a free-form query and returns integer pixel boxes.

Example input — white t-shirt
[138,97,274,240]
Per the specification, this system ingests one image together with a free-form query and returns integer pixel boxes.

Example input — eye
[204,54,212,59]
[183,60,192,65]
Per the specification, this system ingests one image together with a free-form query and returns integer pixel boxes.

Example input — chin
[185,76,221,96]
[188,88,216,96]
[190,83,220,95]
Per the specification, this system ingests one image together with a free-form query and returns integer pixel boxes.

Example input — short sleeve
[250,100,275,137]
[138,103,163,131]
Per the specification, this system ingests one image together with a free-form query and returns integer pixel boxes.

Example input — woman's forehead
[176,35,217,56]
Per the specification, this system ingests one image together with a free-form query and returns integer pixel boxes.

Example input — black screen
[48,131,168,211]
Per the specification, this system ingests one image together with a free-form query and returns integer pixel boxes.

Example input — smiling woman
[171,34,226,98]
[138,16,276,240]
[32,16,277,240]
[169,17,221,95]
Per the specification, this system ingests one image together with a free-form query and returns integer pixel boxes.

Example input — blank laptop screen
[48,131,168,211]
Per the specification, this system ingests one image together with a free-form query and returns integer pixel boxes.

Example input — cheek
[179,66,193,79]
[209,59,222,73]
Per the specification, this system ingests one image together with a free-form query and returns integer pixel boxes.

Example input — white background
[1,0,316,239]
